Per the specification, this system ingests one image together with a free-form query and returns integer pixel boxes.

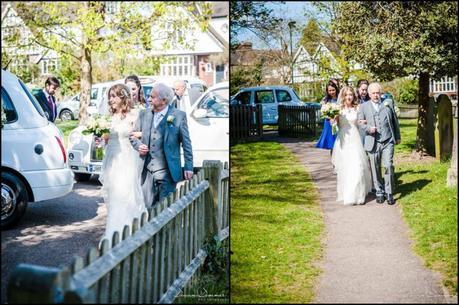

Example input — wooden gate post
[203,160,221,239]
[7,263,69,304]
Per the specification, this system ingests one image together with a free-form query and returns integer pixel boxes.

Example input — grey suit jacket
[130,106,193,183]
[358,99,401,152]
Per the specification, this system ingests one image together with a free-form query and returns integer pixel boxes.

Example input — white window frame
[160,55,194,77]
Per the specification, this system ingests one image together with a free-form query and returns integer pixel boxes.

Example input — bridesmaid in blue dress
[316,81,339,150]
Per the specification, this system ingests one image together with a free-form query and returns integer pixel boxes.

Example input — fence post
[203,160,221,239]
[7,263,70,304]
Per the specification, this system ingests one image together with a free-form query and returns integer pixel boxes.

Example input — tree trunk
[78,46,92,123]
[415,72,431,157]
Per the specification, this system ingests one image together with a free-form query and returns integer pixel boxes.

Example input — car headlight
[69,131,82,146]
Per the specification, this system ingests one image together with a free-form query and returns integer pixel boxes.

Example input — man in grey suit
[130,83,194,208]
[358,83,401,205]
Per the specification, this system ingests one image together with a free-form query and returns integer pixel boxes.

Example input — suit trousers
[142,168,177,209]
[368,139,395,196]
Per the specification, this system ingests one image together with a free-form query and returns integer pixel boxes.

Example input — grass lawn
[55,119,79,146]
[230,142,324,303]
[394,118,458,296]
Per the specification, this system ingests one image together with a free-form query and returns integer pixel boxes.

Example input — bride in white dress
[331,86,372,205]
[98,84,147,246]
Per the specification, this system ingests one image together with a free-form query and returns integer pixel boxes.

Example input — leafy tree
[230,1,283,47]
[333,1,458,156]
[12,2,211,122]
[299,19,321,55]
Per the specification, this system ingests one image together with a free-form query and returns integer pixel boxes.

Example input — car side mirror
[193,109,207,119]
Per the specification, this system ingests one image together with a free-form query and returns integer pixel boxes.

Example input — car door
[188,86,229,167]
[254,89,277,124]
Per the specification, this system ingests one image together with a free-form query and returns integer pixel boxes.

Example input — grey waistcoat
[374,108,392,143]
[146,116,168,173]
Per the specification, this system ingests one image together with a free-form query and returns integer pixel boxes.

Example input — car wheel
[74,173,91,182]
[1,172,28,229]
[59,109,74,121]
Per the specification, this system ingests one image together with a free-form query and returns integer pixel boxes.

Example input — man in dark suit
[34,76,60,122]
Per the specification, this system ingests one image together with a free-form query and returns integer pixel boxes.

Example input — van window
[276,90,292,102]
[18,79,46,117]
[1,87,18,124]
[234,91,251,105]
[255,90,275,104]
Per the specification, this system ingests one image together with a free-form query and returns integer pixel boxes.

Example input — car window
[234,91,251,105]
[190,83,205,93]
[91,88,98,100]
[255,90,275,104]
[101,87,107,100]
[276,90,292,102]
[18,79,46,117]
[1,87,18,125]
[143,86,152,101]
[197,87,229,118]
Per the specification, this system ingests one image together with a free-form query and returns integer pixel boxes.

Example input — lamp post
[288,21,296,86]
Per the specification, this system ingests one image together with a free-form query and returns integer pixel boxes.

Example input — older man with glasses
[130,83,194,208]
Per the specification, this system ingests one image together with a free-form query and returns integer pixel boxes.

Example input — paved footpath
[279,139,455,303]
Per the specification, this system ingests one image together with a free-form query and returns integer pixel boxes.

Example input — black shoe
[387,194,395,205]
[376,195,385,204]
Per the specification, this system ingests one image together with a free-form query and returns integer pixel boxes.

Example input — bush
[382,77,419,105]
[397,79,419,104]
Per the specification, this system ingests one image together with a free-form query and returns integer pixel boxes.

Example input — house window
[42,58,58,74]
[105,1,119,14]
[205,63,213,73]
[160,55,194,77]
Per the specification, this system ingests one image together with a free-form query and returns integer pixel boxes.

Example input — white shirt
[153,106,169,128]
[371,100,381,113]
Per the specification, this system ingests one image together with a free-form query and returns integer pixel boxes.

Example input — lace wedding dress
[331,107,372,205]
[99,110,147,245]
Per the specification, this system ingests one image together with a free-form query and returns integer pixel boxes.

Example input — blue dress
[316,98,337,150]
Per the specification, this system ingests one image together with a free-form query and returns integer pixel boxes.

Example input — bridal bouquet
[82,114,112,160]
[82,114,112,137]
[320,103,341,120]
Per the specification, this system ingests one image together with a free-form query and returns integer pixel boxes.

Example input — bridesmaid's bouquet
[82,114,112,137]
[320,103,341,120]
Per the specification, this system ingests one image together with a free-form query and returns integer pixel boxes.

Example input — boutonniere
[383,101,390,107]
[166,115,175,124]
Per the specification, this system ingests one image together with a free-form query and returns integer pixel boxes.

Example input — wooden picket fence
[278,105,318,138]
[7,161,229,304]
[230,104,263,145]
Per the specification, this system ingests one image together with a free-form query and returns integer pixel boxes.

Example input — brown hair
[338,86,358,108]
[107,84,132,118]
[45,76,60,87]
[125,75,146,107]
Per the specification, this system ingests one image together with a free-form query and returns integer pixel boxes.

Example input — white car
[1,70,74,228]
[187,81,229,168]
[56,80,116,121]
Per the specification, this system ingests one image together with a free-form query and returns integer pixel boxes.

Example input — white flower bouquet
[82,114,112,137]
[320,103,341,120]
[82,114,112,160]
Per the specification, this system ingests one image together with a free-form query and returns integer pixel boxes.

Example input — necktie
[47,95,54,120]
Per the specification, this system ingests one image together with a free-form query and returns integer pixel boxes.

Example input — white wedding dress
[331,107,372,205]
[99,109,147,246]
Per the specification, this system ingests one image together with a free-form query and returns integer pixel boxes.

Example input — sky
[234,1,331,50]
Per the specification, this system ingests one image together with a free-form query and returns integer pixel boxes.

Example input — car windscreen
[18,79,46,117]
